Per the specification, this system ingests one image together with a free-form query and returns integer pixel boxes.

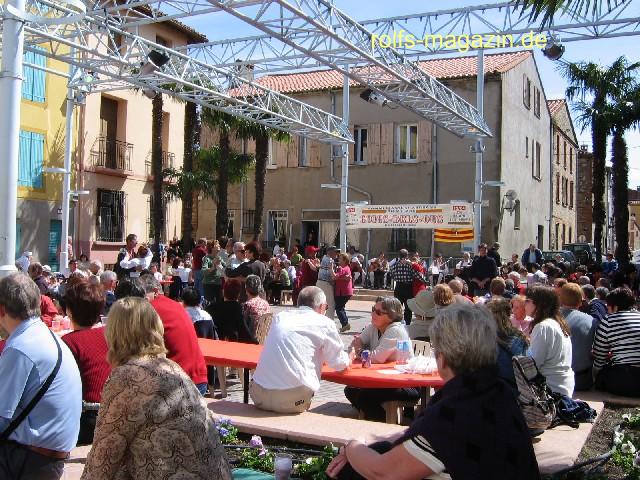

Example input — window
[569,227,572,243]
[562,177,568,206]
[390,228,416,251]
[267,138,277,168]
[569,180,574,208]
[396,124,418,162]
[97,189,126,242]
[555,223,560,249]
[523,75,531,109]
[22,47,46,103]
[532,141,541,180]
[297,136,308,167]
[563,142,567,169]
[354,127,368,164]
[534,87,541,118]
[18,130,44,188]
[268,210,288,242]
[155,35,170,47]
[570,148,573,173]
[556,173,560,204]
[525,136,529,158]
[556,134,560,164]
[514,200,521,230]
[562,224,566,246]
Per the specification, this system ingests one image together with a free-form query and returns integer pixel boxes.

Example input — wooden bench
[208,398,605,475]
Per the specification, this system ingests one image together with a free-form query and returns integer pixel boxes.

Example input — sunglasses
[371,307,387,316]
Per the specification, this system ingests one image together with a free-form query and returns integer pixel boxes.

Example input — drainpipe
[329,91,373,261]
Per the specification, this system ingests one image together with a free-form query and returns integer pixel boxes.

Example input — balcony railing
[91,136,133,171]
[145,151,176,176]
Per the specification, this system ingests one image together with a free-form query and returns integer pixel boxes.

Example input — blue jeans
[196,382,208,396]
[335,295,351,327]
[194,270,204,297]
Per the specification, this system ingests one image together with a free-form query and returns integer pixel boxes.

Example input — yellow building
[17,44,77,271]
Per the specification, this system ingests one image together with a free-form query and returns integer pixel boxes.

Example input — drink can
[361,350,371,368]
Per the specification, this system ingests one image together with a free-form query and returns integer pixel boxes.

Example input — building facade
[17,45,77,271]
[75,20,205,267]
[576,147,593,243]
[196,51,553,260]
[548,99,579,249]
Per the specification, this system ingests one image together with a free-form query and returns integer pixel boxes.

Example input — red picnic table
[198,339,443,405]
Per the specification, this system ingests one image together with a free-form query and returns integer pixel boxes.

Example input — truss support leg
[0,0,26,277]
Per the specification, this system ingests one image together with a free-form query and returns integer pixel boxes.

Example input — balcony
[145,151,176,177]
[91,136,133,171]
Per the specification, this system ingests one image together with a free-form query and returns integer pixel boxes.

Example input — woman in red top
[292,246,320,305]
[411,254,428,297]
[334,253,354,333]
[61,279,110,445]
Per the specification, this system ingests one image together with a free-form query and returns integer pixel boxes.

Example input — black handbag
[0,329,62,441]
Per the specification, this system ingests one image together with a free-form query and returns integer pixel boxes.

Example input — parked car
[562,243,596,267]
[542,250,578,270]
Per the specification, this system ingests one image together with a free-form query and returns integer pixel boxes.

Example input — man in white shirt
[250,286,352,413]
[227,242,247,270]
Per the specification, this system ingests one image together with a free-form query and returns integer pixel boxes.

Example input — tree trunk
[215,130,230,238]
[591,113,607,265]
[182,101,199,251]
[611,129,630,267]
[253,132,268,242]
[152,93,164,255]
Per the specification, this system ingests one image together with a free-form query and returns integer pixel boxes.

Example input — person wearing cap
[407,290,437,340]
[16,251,33,273]
[488,242,502,267]
[316,246,338,320]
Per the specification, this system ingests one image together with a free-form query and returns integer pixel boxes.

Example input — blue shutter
[30,132,44,188]
[21,50,34,101]
[18,130,31,187]
[21,48,46,103]
[48,219,62,271]
[31,48,46,103]
[18,130,44,188]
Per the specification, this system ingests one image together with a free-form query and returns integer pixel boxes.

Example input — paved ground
[214,298,375,407]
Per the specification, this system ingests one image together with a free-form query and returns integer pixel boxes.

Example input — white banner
[345,202,474,229]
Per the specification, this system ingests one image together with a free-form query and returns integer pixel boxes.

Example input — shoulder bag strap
[0,329,63,441]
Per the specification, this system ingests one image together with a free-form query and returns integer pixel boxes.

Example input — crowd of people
[1,232,640,480]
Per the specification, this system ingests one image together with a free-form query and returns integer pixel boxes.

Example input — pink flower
[249,435,263,448]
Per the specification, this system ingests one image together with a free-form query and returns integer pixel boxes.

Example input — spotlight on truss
[359,89,388,107]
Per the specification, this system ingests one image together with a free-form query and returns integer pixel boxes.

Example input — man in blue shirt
[602,253,618,275]
[0,273,82,480]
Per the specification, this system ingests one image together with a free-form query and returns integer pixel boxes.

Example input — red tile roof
[254,51,532,94]
[547,99,566,117]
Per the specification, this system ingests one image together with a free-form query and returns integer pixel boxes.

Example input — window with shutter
[21,47,46,103]
[97,189,126,242]
[18,130,44,188]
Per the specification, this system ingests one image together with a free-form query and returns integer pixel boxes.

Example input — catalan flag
[434,228,474,243]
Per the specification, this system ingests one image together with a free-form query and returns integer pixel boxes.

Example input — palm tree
[559,57,639,263]
[607,83,640,267]
[181,101,200,251]
[516,0,627,27]
[151,92,164,255]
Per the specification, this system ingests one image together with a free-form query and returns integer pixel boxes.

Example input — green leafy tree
[559,57,639,262]
[516,0,628,27]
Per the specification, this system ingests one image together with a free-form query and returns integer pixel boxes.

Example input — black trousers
[595,364,640,397]
[203,283,222,305]
[0,441,64,480]
[373,271,385,289]
[336,441,394,480]
[394,282,413,324]
[344,386,420,422]
[77,409,98,446]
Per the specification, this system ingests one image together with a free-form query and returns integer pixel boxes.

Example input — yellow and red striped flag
[434,228,474,243]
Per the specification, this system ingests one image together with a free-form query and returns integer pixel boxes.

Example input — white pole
[340,66,349,252]
[59,87,74,270]
[473,50,485,252]
[0,0,26,277]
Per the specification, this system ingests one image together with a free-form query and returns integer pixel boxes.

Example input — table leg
[419,387,430,410]
[243,368,250,404]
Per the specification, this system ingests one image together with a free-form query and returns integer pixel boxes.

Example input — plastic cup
[274,454,292,480]
[51,320,61,332]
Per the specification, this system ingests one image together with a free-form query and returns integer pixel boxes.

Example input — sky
[179,0,640,187]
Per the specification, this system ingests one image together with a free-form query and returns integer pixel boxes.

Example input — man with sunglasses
[227,242,247,270]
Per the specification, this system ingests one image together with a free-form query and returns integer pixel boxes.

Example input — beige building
[75,20,205,266]
[196,51,553,259]
[548,99,579,249]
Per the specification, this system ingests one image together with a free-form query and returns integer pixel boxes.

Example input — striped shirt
[390,260,426,284]
[593,310,640,369]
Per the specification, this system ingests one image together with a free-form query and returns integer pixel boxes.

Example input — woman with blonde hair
[432,284,454,308]
[81,297,232,480]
